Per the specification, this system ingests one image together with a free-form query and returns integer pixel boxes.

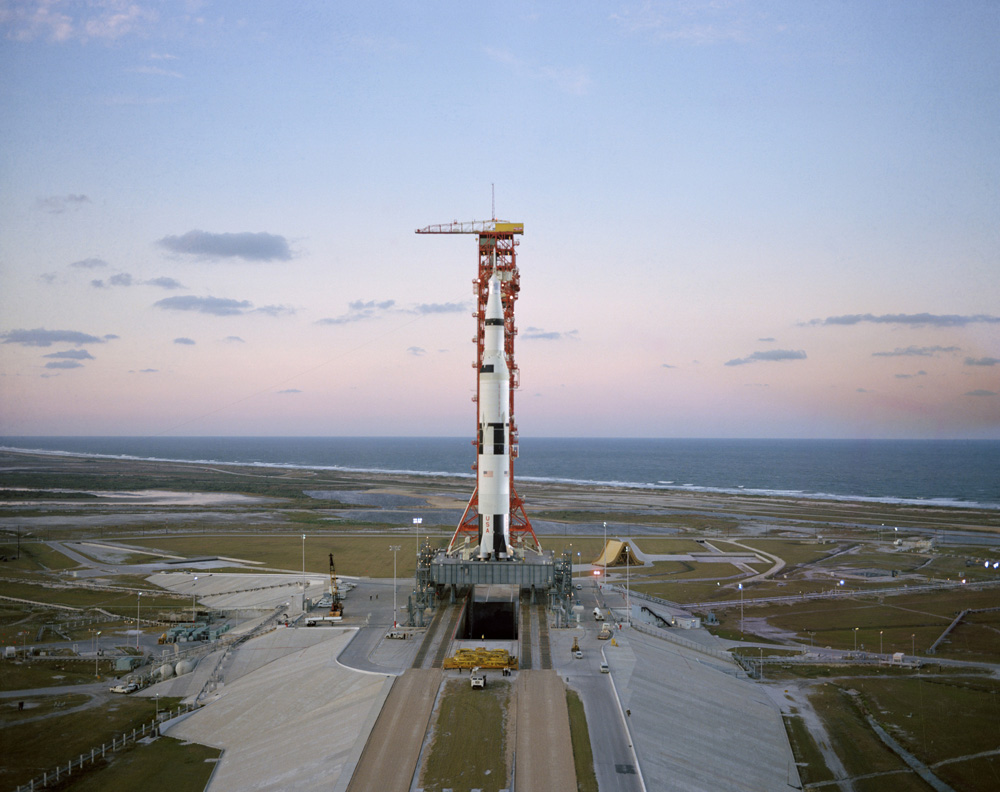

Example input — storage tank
[156,663,174,679]
[175,658,197,676]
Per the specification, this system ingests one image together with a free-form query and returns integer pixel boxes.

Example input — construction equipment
[329,553,343,619]
[571,636,580,653]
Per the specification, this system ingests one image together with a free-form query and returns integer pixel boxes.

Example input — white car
[574,650,583,659]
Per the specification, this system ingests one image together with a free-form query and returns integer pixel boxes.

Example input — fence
[13,701,199,792]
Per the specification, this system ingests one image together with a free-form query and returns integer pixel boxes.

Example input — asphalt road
[554,581,645,792]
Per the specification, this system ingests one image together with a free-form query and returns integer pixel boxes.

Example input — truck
[593,608,604,621]
[470,667,485,689]
[109,682,138,694]
[597,624,612,640]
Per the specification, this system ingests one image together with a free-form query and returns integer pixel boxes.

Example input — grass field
[0,579,187,618]
[566,688,598,792]
[782,712,834,786]
[750,586,1000,660]
[130,534,451,578]
[0,541,84,573]
[0,660,117,691]
[797,675,1000,792]
[808,684,908,777]
[420,678,510,792]
[0,695,181,789]
[59,736,221,792]
[849,677,1000,769]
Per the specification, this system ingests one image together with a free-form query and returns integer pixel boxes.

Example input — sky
[1,1,998,440]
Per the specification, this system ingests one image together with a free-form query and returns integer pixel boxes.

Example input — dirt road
[515,669,577,792]
[346,668,440,792]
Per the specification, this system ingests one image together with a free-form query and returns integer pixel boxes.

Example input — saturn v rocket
[476,273,512,559]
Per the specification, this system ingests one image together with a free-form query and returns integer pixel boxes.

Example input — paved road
[555,581,644,792]
[571,673,643,791]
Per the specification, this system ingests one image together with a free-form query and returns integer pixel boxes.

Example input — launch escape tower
[416,219,541,557]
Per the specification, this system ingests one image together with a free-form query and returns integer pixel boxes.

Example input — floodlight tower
[416,217,540,555]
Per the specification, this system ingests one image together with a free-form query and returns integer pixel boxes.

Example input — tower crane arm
[415,220,523,235]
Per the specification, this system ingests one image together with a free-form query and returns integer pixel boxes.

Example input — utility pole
[739,583,744,634]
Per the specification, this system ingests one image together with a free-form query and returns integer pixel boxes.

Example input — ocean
[1,436,998,510]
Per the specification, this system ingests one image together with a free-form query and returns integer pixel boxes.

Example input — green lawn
[0,695,181,789]
[61,736,221,792]
[566,688,598,792]
[420,678,510,791]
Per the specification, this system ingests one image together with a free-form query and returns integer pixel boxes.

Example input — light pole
[911,633,915,656]
[739,583,744,634]
[625,542,630,625]
[301,534,306,610]
[390,545,401,628]
[192,576,198,621]
[880,630,884,657]
[603,522,607,587]
[413,517,422,559]
[136,592,142,649]
[95,631,101,677]
[853,627,859,653]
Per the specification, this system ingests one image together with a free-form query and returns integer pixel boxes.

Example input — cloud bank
[318,299,396,325]
[1,328,107,347]
[154,295,291,317]
[35,194,91,213]
[725,349,807,367]
[810,313,1000,328]
[522,327,580,341]
[872,345,960,358]
[157,230,293,261]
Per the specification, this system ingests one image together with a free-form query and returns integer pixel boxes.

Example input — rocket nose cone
[486,277,503,320]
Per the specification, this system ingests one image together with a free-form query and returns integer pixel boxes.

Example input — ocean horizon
[2,436,998,511]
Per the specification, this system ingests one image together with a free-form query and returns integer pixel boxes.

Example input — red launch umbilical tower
[416,219,541,555]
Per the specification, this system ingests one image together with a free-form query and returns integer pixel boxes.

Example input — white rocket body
[477,274,511,560]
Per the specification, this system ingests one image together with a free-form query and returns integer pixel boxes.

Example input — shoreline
[2,448,998,542]
[2,443,998,513]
